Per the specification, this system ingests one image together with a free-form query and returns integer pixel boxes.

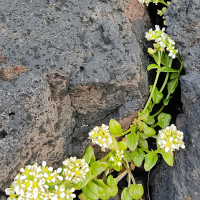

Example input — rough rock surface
[150,0,200,199]
[0,0,151,194]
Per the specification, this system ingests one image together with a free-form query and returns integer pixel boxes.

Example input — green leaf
[148,101,153,112]
[138,109,149,122]
[170,72,178,79]
[107,175,118,187]
[82,182,99,200]
[82,146,95,164]
[158,66,177,73]
[157,112,171,128]
[147,64,159,71]
[93,179,111,200]
[76,169,92,189]
[141,122,156,137]
[109,119,123,137]
[78,193,90,200]
[131,148,145,167]
[145,117,155,125]
[144,152,158,171]
[129,184,144,200]
[160,51,170,66]
[139,132,148,139]
[163,97,170,105]
[118,141,128,151]
[126,130,139,151]
[167,78,178,94]
[91,161,108,176]
[121,187,133,200]
[123,150,132,162]
[110,185,118,197]
[153,88,163,104]
[109,137,118,151]
[161,152,174,166]
[149,86,163,104]
[144,127,156,137]
[150,51,159,65]
[139,139,148,150]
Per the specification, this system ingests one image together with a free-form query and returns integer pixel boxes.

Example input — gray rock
[151,73,200,200]
[0,0,151,194]
[150,1,200,199]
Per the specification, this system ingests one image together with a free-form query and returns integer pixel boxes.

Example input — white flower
[158,124,185,152]
[62,157,89,183]
[88,124,113,151]
[145,25,178,59]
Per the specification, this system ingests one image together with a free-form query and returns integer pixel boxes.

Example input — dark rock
[0,0,151,194]
[164,0,200,74]
[150,1,200,199]
[151,73,200,200]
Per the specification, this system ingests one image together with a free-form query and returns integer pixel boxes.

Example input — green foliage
[126,130,139,151]
[149,86,163,104]
[157,112,171,128]
[161,152,174,166]
[121,187,133,200]
[144,152,158,171]
[91,162,108,176]
[129,184,144,199]
[109,119,123,137]
[131,148,145,167]
[82,146,96,164]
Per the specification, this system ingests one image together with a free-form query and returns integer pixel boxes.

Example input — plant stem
[99,151,114,162]
[143,71,160,113]
[160,57,173,93]
[139,145,150,153]
[122,160,136,185]
[151,105,165,118]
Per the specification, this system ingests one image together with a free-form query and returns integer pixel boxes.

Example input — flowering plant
[5,3,185,199]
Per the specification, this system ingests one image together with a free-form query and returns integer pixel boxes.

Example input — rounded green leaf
[139,139,148,150]
[78,193,89,200]
[82,182,99,200]
[91,161,108,176]
[82,146,95,164]
[110,185,118,197]
[161,152,174,166]
[144,127,156,137]
[157,112,171,129]
[123,150,132,162]
[126,130,139,151]
[107,175,118,187]
[144,152,158,171]
[129,184,144,200]
[118,141,128,151]
[121,187,133,200]
[160,51,170,66]
[109,119,123,137]
[163,97,170,105]
[145,117,155,125]
[131,148,145,167]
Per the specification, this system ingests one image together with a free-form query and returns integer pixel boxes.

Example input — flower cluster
[108,150,124,171]
[146,25,178,58]
[138,0,158,6]
[50,185,76,200]
[62,157,89,183]
[158,124,185,152]
[88,124,113,151]
[5,162,65,200]
[157,7,166,16]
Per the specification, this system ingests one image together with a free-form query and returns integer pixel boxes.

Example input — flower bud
[148,48,155,54]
